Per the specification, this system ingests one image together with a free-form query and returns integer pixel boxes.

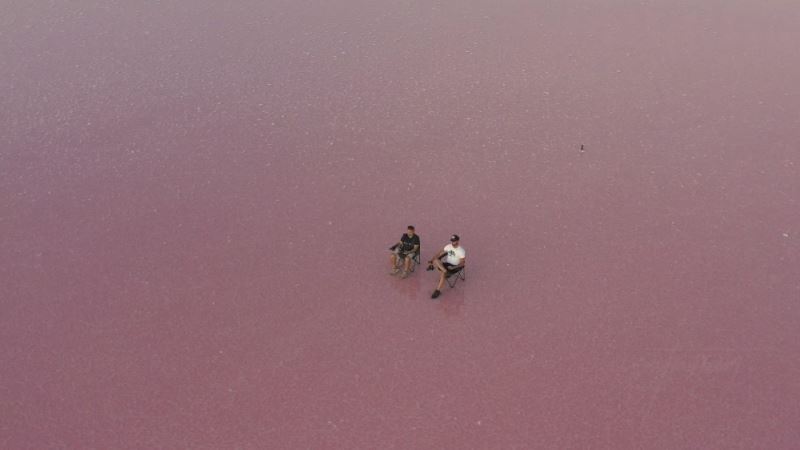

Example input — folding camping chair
[445,265,466,288]
[408,247,421,272]
[390,244,421,273]
[433,253,465,288]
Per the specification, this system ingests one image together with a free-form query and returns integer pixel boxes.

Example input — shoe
[399,271,408,279]
[431,290,441,299]
[390,268,400,275]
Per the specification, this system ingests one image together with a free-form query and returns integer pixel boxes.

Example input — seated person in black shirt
[389,225,420,278]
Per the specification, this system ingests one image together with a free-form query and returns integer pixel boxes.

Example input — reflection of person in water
[389,225,420,279]
[440,295,464,317]
[427,234,465,299]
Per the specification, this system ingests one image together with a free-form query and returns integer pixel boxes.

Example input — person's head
[450,234,460,246]
[407,225,415,236]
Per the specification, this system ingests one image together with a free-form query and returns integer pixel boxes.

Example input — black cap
[450,234,460,242]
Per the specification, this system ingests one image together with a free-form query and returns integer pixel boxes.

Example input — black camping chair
[408,247,421,272]
[433,253,465,288]
[390,243,421,272]
[445,265,466,287]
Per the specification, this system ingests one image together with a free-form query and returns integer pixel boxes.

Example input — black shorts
[443,262,460,273]
[392,245,413,259]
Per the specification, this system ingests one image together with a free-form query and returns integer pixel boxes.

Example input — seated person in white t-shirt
[427,234,466,299]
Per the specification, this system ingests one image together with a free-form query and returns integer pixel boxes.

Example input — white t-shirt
[443,244,465,266]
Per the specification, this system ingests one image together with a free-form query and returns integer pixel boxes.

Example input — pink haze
[1,1,799,448]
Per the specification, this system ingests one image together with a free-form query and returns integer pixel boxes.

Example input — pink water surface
[2,1,799,448]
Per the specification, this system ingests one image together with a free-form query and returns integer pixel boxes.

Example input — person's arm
[428,247,445,264]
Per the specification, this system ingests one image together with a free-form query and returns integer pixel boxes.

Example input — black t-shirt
[399,233,420,253]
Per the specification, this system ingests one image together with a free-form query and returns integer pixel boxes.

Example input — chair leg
[446,268,465,288]
[408,252,420,273]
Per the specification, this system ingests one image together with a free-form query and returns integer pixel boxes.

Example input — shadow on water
[437,292,465,318]
[387,270,422,299]
[434,269,469,318]
[385,264,469,319]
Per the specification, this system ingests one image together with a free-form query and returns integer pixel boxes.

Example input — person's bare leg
[397,255,409,278]
[389,253,399,274]
[403,255,412,273]
[438,270,448,290]
[431,259,447,296]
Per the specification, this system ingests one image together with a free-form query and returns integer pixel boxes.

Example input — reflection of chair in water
[440,295,465,317]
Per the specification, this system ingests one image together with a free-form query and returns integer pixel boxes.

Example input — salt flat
[1,1,798,448]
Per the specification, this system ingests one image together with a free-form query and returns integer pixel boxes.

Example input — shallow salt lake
[1,1,799,448]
